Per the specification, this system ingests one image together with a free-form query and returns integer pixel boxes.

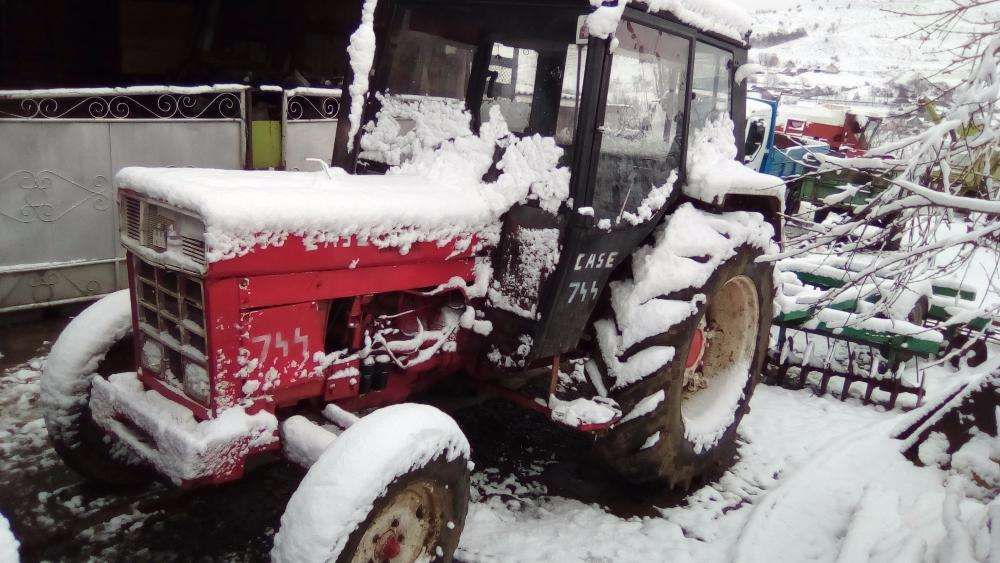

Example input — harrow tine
[819,337,836,395]
[841,344,855,401]
[799,337,815,389]
[863,354,880,404]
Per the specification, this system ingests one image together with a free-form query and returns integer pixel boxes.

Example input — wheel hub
[685,326,706,370]
[353,479,444,563]
[376,531,402,560]
[679,275,760,442]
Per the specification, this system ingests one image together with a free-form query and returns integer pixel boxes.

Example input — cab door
[531,13,696,358]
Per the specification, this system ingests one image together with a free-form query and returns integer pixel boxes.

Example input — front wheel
[272,404,471,563]
[594,243,773,489]
[40,290,151,487]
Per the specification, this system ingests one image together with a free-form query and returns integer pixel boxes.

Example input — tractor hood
[115,166,502,264]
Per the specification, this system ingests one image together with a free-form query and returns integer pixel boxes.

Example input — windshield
[360,3,588,166]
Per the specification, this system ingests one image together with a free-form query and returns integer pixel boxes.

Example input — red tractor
[41,1,780,560]
[774,102,883,157]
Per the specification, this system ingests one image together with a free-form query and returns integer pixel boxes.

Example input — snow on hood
[116,107,570,262]
[586,0,751,44]
[685,114,785,205]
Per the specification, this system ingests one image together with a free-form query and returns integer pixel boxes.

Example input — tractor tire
[41,291,151,488]
[273,404,470,563]
[594,244,774,489]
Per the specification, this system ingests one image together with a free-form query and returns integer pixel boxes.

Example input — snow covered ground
[458,364,999,562]
[0,312,995,562]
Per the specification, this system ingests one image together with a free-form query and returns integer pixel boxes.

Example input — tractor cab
[342,0,749,369]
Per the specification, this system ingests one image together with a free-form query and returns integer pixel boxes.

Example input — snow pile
[272,404,469,562]
[729,401,995,563]
[803,307,944,342]
[682,361,752,454]
[118,107,570,263]
[585,0,751,44]
[773,258,947,342]
[621,171,677,226]
[345,0,377,151]
[280,415,337,467]
[685,114,784,205]
[627,204,773,307]
[40,290,132,446]
[950,431,999,497]
[595,204,773,393]
[548,395,620,428]
[89,372,278,484]
[0,84,247,98]
[359,94,472,166]
[391,105,570,216]
[0,513,17,563]
[619,390,666,424]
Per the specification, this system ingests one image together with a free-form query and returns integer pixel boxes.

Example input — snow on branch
[772,19,1000,335]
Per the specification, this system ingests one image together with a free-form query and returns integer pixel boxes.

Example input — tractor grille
[119,194,207,268]
[123,197,142,241]
[134,256,211,406]
[181,236,206,265]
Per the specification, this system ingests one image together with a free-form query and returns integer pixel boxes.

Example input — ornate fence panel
[281,87,342,170]
[0,86,247,312]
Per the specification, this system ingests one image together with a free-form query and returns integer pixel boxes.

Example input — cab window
[482,43,586,144]
[688,41,733,136]
[592,19,689,222]
[361,4,588,167]
[385,11,476,100]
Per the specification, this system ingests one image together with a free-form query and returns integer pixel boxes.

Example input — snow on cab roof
[642,0,751,43]
[588,1,752,45]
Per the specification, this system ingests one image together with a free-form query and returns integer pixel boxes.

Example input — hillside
[747,0,999,104]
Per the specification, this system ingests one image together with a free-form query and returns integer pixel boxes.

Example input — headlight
[141,337,163,373]
[183,363,211,405]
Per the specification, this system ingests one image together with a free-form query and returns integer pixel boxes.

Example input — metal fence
[281,87,342,171]
[0,85,247,312]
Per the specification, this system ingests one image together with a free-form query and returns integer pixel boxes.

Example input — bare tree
[768,3,1000,365]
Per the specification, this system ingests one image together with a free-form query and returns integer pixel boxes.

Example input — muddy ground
[0,308,697,562]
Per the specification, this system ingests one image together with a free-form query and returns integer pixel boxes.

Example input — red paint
[775,112,881,157]
[379,535,402,560]
[471,378,620,433]
[207,233,476,279]
[239,301,328,408]
[238,260,474,309]
[686,328,705,370]
[116,215,481,484]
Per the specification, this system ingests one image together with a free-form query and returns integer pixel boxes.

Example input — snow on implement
[768,256,994,409]
[41,0,782,560]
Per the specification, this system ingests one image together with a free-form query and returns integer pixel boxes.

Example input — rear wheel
[594,245,773,488]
